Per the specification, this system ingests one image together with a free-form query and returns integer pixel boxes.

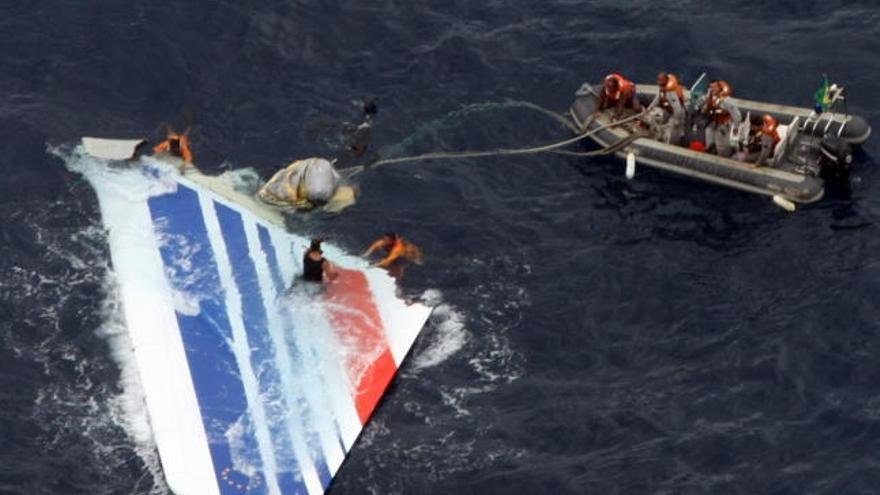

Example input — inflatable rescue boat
[569,78,872,208]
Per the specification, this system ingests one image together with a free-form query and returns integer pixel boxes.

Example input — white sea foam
[409,285,524,387]
[411,291,469,370]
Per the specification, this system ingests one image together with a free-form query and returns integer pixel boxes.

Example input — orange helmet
[661,73,680,92]
[709,80,732,98]
[656,72,669,87]
[604,74,620,91]
[762,114,778,132]
[603,73,635,100]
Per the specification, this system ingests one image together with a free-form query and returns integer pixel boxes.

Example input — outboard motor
[818,135,853,179]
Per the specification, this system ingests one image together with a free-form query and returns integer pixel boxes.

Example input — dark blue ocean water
[2,1,880,494]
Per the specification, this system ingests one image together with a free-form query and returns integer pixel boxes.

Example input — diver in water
[153,125,193,163]
[362,232,423,268]
[344,96,378,157]
[302,238,338,283]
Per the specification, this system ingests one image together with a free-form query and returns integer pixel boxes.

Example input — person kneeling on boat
[597,73,643,120]
[362,232,423,268]
[740,114,781,167]
[153,125,193,164]
[698,80,742,157]
[302,238,338,283]
[646,72,686,144]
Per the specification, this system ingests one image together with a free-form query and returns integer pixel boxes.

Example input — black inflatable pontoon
[570,80,872,206]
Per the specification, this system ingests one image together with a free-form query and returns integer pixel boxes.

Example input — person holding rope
[597,73,643,120]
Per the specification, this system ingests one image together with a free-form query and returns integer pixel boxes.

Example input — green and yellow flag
[814,75,832,111]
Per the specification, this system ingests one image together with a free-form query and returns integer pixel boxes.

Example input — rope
[342,111,643,178]
[380,100,579,157]
[503,100,581,133]
[548,134,642,157]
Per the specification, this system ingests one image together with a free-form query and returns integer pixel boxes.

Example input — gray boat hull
[570,82,873,204]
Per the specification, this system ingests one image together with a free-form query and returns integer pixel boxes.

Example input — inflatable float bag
[299,157,339,203]
[258,157,338,207]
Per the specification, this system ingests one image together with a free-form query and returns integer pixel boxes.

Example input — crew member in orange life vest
[698,80,742,157]
[153,125,193,163]
[597,73,643,119]
[362,232,423,268]
[743,114,781,167]
[646,72,686,144]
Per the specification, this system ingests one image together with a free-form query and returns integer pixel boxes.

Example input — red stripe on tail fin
[324,268,398,424]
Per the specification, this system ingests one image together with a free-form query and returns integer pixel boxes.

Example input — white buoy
[772,194,796,212]
[625,151,636,179]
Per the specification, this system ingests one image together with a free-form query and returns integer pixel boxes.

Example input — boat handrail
[734,111,751,150]
[774,116,800,167]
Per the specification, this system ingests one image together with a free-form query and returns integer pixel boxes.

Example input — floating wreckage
[77,137,432,494]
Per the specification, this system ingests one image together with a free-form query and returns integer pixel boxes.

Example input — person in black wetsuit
[302,238,337,283]
[343,96,377,157]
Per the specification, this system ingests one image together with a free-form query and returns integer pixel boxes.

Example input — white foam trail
[411,304,469,370]
[400,281,525,427]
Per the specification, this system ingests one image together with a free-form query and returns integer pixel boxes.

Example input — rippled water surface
[2,1,880,494]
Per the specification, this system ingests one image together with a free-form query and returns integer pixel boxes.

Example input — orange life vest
[604,73,636,103]
[385,238,419,258]
[153,132,193,163]
[383,238,401,253]
[373,236,422,268]
[757,115,781,146]
[659,73,685,113]
[760,128,781,146]
[706,96,731,125]
[704,80,733,124]
[747,116,780,154]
